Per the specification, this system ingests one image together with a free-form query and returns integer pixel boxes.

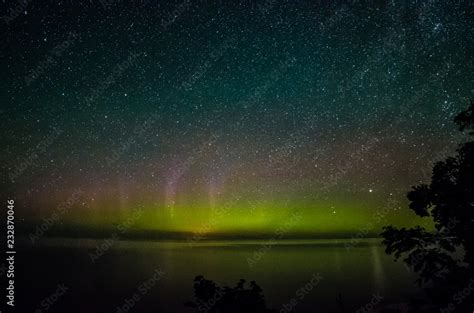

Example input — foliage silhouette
[382,101,474,312]
[185,275,276,313]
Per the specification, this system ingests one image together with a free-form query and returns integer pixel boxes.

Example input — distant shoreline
[17,235,385,248]
[16,222,387,241]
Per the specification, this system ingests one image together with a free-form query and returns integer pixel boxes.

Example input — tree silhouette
[382,101,474,312]
[185,275,276,313]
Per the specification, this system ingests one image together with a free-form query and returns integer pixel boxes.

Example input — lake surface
[17,238,422,313]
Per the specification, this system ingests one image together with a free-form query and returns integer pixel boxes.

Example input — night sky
[2,0,473,237]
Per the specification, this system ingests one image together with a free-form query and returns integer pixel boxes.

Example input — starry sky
[2,0,473,238]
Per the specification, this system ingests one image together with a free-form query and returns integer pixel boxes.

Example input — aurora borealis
[2,0,473,239]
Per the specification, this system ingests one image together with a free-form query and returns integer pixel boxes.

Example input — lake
[16,238,422,313]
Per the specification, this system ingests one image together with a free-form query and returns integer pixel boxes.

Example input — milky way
[2,0,473,237]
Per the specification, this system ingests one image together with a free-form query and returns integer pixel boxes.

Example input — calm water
[17,238,421,313]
